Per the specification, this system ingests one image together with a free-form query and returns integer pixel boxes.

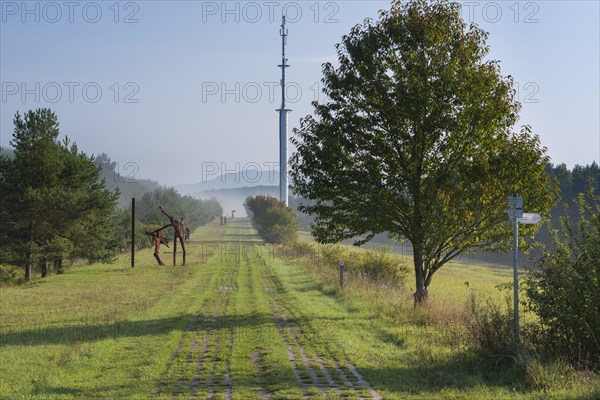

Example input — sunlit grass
[0,222,226,398]
[0,221,597,399]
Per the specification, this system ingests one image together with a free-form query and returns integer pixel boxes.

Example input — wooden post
[131,197,135,268]
[339,262,344,289]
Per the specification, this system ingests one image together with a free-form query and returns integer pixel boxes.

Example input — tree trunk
[25,221,33,282]
[25,252,32,282]
[40,259,48,278]
[54,257,64,274]
[413,247,429,306]
[414,283,428,306]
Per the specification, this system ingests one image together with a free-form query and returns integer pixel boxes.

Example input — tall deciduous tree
[290,0,557,303]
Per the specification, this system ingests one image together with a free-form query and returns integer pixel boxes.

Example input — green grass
[0,222,226,399]
[266,256,599,399]
[0,220,598,399]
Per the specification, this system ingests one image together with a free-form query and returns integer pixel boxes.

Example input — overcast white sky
[1,1,599,186]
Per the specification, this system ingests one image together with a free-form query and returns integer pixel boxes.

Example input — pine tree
[2,109,118,280]
[4,109,63,280]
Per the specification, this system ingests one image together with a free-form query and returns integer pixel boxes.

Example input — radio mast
[276,15,291,206]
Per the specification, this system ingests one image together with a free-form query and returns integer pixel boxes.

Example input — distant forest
[94,153,160,209]
[539,161,599,247]
[546,162,599,204]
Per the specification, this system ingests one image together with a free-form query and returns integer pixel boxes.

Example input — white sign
[518,213,541,225]
[508,196,523,208]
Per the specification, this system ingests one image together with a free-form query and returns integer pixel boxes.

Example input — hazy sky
[1,1,599,187]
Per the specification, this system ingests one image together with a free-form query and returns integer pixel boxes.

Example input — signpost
[509,195,521,347]
[508,195,541,348]
[339,262,345,289]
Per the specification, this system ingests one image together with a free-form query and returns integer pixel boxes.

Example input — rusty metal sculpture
[144,206,187,266]
[145,229,169,266]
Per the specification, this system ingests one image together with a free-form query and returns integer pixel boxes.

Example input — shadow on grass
[30,383,136,398]
[357,351,530,394]
[0,311,346,347]
[31,385,85,396]
[357,353,599,399]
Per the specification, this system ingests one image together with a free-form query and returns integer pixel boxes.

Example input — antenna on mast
[276,15,291,207]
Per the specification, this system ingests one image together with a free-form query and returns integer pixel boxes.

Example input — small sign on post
[339,262,345,289]
[508,195,523,220]
[507,208,524,219]
[508,196,523,208]
[518,213,541,225]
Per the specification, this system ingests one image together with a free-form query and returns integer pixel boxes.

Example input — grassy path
[151,219,382,400]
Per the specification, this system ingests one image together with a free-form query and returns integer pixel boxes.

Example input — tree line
[546,162,599,205]
[0,109,222,283]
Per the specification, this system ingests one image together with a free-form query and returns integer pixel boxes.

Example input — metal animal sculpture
[145,206,187,266]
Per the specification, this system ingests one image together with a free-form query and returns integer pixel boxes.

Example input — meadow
[1,220,598,399]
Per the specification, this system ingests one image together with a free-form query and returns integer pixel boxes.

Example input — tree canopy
[289,0,558,302]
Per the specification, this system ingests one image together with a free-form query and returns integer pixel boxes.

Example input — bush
[319,244,408,286]
[244,195,297,244]
[360,248,408,285]
[319,244,348,266]
[0,264,23,285]
[525,192,600,370]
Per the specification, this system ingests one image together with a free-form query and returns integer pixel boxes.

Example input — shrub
[525,192,600,370]
[319,244,348,266]
[244,195,297,244]
[318,244,408,287]
[0,264,23,285]
[359,248,408,285]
